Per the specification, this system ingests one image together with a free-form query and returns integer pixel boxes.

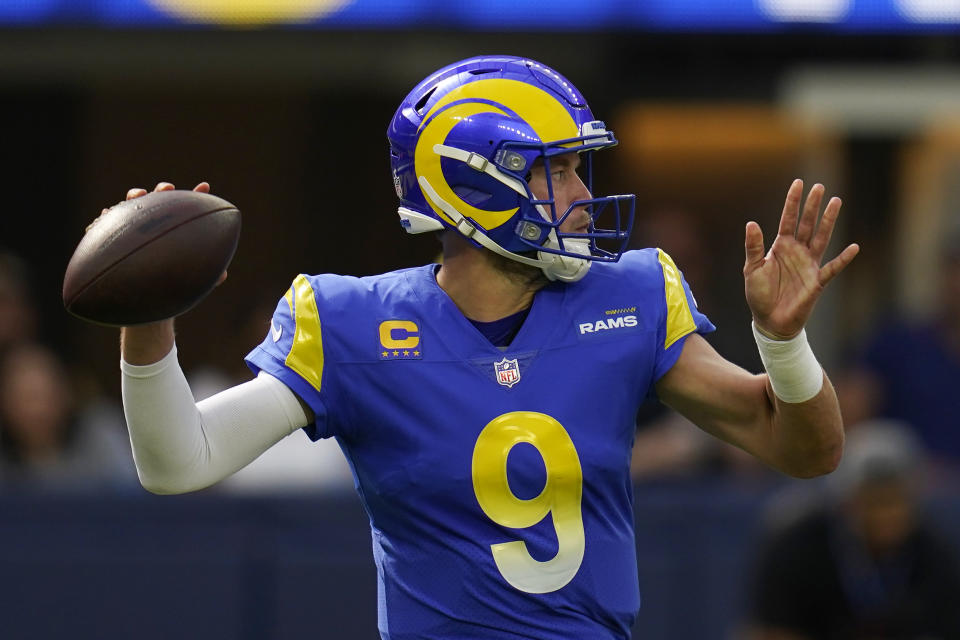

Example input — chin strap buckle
[465,152,489,172]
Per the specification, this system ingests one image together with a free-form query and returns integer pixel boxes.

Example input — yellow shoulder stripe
[285,274,324,392]
[657,249,697,350]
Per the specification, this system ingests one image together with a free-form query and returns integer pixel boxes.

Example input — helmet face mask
[388,55,636,282]
[495,142,632,262]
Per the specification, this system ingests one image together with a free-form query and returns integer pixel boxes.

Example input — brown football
[63,190,241,326]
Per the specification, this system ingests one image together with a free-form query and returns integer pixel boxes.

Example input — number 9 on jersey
[471,411,585,594]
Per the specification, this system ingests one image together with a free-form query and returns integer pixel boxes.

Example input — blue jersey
[246,248,714,639]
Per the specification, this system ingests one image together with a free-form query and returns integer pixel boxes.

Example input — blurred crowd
[747,421,960,639]
[0,252,136,492]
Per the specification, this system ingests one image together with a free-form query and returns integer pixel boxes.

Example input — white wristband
[752,322,824,404]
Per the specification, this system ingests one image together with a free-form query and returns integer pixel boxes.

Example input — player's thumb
[743,221,766,271]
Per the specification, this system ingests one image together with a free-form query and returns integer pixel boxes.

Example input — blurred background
[2,1,960,638]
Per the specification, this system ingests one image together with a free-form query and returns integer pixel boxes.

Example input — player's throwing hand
[744,179,860,340]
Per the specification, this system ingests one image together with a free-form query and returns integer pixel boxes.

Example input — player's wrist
[751,321,823,403]
[120,320,176,366]
[121,341,177,376]
[751,318,800,341]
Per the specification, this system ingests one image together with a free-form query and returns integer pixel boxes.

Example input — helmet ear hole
[414,87,437,115]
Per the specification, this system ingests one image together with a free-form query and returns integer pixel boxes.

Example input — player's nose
[573,172,592,202]
[572,177,593,227]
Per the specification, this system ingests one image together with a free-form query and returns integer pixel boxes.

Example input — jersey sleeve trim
[285,274,325,393]
[657,248,697,350]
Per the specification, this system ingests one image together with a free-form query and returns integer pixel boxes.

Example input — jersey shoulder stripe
[656,248,697,349]
[285,274,325,393]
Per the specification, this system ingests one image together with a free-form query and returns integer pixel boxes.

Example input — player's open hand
[744,179,859,340]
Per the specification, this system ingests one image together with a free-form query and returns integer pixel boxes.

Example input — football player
[119,56,859,639]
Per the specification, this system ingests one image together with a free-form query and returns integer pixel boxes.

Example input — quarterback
[118,56,859,638]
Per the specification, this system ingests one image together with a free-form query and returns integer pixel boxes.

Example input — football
[63,189,241,326]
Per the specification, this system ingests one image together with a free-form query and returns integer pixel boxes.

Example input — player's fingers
[777,179,803,236]
[215,270,228,286]
[743,221,766,273]
[154,182,175,192]
[126,188,147,200]
[796,183,824,245]
[193,182,210,193]
[86,208,112,232]
[809,196,842,262]
[819,243,860,287]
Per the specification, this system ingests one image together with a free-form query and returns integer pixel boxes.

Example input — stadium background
[1,1,960,638]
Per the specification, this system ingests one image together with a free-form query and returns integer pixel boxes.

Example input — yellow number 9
[471,411,585,594]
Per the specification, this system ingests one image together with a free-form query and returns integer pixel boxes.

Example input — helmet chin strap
[538,235,591,283]
[418,176,591,283]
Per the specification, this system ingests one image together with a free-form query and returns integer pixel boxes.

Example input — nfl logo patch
[494,357,521,388]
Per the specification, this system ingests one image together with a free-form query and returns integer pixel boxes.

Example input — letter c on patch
[379,320,420,349]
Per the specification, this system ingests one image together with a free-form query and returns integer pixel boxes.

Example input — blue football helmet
[387,55,635,282]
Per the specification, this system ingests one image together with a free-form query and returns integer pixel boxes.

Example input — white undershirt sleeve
[121,345,310,494]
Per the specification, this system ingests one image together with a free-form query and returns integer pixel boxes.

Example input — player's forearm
[121,320,176,365]
[121,345,215,493]
[765,372,844,478]
[121,346,306,494]
[663,366,842,478]
[749,323,843,477]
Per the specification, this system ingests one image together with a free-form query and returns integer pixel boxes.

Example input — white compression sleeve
[121,345,310,494]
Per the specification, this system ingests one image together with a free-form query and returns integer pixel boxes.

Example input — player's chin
[487,250,546,287]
